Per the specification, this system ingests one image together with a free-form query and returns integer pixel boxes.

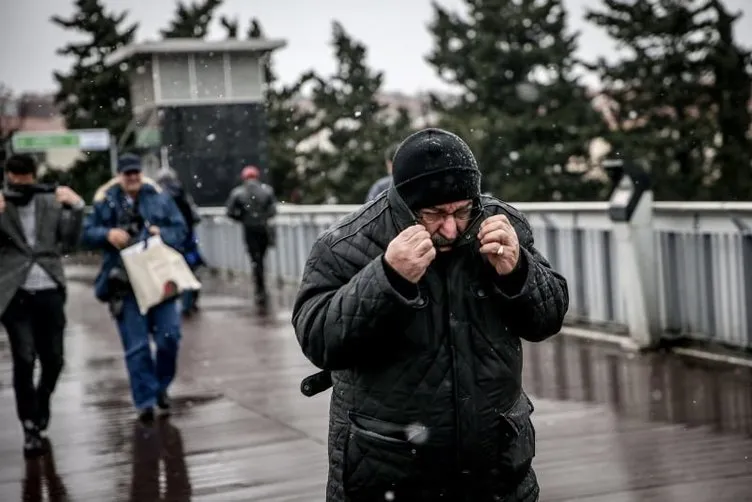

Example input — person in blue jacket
[81,154,188,423]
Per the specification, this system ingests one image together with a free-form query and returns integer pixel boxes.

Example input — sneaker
[156,392,171,416]
[138,407,155,424]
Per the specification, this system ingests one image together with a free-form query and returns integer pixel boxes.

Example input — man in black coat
[292,128,569,502]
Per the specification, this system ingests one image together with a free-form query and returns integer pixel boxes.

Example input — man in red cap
[225,165,277,308]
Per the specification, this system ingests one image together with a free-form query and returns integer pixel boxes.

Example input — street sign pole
[109,136,118,176]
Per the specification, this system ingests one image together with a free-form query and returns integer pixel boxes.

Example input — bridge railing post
[605,158,662,349]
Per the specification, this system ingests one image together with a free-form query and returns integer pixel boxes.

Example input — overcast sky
[1,0,750,94]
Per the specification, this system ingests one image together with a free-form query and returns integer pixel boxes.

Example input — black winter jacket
[292,187,569,502]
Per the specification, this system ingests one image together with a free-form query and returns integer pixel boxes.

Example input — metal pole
[109,136,118,177]
[160,145,170,169]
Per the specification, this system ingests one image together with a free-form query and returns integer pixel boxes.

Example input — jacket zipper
[442,263,464,491]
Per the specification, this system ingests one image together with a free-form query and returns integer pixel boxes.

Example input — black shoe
[255,293,268,308]
[23,423,47,459]
[156,392,171,416]
[138,407,155,424]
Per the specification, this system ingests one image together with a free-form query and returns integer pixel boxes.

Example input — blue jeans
[115,294,181,410]
[180,289,198,314]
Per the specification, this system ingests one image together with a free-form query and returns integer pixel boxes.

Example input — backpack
[229,182,274,229]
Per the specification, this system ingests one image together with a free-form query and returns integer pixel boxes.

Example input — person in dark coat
[0,154,84,457]
[364,143,399,203]
[292,128,569,502]
[156,167,205,316]
[225,165,277,308]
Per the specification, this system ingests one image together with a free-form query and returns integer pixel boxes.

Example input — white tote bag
[120,235,202,314]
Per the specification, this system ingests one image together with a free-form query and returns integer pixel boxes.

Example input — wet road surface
[0,267,750,501]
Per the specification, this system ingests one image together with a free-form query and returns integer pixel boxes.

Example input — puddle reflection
[129,419,191,502]
[22,439,69,502]
[523,335,752,435]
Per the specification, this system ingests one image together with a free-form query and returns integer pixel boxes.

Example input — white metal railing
[194,202,752,352]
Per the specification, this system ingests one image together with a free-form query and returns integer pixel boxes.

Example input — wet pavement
[0,266,750,501]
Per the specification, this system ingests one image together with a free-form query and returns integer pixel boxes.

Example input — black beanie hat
[392,128,481,210]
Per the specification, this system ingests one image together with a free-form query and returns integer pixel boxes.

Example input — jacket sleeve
[265,188,277,219]
[291,239,425,370]
[81,200,112,249]
[225,189,242,221]
[490,213,569,343]
[57,199,85,253]
[156,195,187,251]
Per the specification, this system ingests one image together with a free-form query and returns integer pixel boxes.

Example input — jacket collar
[107,181,158,203]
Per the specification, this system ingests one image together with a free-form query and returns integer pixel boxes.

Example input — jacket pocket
[496,392,536,488]
[343,411,422,500]
[468,282,517,359]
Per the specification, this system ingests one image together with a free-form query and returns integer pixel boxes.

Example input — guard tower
[106,38,286,206]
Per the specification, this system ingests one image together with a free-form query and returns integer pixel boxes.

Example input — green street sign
[136,127,161,148]
[11,129,111,152]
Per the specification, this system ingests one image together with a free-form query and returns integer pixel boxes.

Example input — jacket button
[417,297,426,307]
[476,288,486,297]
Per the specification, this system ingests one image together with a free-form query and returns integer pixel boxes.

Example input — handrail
[653,201,752,212]
[196,201,612,216]
[197,201,752,217]
[85,201,752,217]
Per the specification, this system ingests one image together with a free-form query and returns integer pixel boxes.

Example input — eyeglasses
[417,204,474,225]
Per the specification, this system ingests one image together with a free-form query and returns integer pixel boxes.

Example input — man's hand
[107,228,131,249]
[148,226,160,236]
[0,193,5,214]
[55,186,83,206]
[384,224,436,283]
[478,214,520,275]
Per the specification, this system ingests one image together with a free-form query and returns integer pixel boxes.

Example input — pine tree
[706,0,752,198]
[308,21,413,204]
[220,16,320,202]
[219,16,239,38]
[426,0,610,202]
[51,0,137,201]
[161,0,223,39]
[586,0,752,200]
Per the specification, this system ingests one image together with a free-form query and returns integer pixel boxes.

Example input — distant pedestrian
[365,143,399,203]
[156,167,205,316]
[225,166,277,308]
